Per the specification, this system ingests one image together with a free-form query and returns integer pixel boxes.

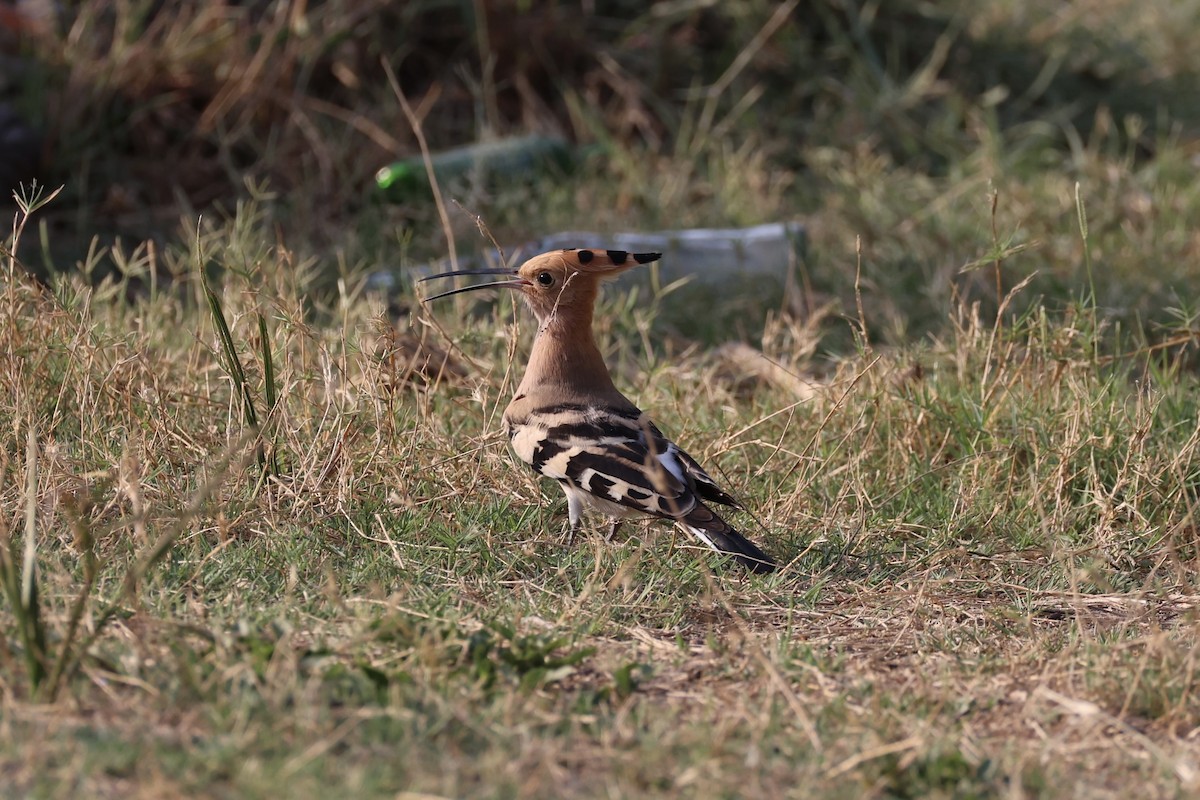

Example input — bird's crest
[553,248,661,275]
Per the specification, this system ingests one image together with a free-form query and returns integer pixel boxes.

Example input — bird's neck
[515,305,624,404]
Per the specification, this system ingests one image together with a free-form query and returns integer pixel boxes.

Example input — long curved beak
[418,267,528,302]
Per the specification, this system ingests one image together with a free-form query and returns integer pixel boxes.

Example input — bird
[420,248,776,574]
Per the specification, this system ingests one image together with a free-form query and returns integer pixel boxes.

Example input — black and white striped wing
[508,405,706,520]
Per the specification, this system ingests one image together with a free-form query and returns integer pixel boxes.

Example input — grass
[3,0,1200,797]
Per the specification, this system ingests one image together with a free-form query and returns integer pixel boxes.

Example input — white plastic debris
[520,222,806,282]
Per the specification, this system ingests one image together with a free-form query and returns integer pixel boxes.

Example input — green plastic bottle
[374,134,575,202]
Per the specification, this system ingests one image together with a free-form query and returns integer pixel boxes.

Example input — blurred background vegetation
[3,0,1200,352]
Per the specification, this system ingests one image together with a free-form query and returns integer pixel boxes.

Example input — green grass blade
[201,268,265,478]
[202,272,258,430]
[257,310,281,475]
[41,493,100,702]
[0,455,31,684]
[19,426,47,690]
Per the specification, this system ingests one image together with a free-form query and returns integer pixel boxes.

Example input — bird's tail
[682,503,776,574]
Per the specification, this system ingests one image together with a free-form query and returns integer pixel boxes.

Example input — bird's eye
[536,271,554,286]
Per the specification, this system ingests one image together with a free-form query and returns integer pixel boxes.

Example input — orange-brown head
[420,248,661,323]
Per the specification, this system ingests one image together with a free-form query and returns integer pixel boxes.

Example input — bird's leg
[565,488,583,547]
[606,518,623,542]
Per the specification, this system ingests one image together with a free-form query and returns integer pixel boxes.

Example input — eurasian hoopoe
[421,248,776,574]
